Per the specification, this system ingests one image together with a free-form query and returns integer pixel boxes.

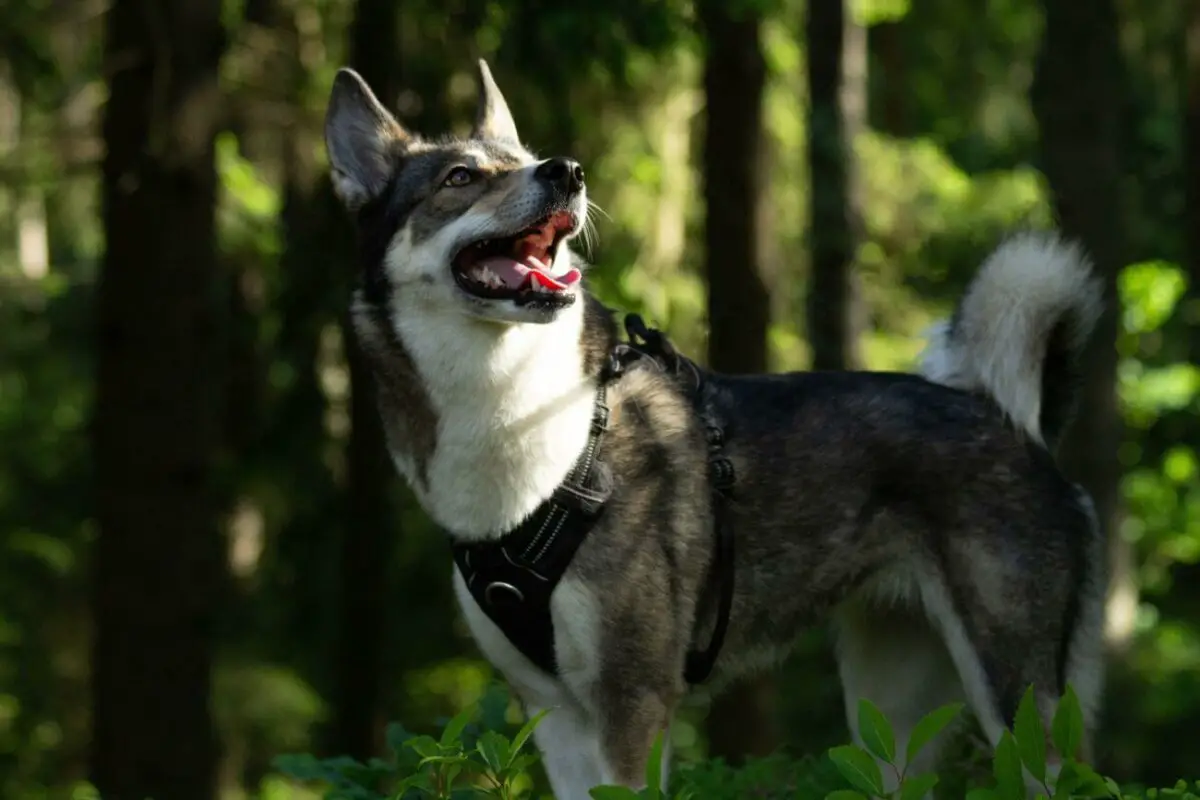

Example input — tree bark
[91,0,225,797]
[1185,0,1200,358]
[1031,0,1127,645]
[330,0,403,762]
[806,0,864,370]
[696,0,779,762]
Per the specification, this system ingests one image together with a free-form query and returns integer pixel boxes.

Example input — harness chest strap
[450,384,612,677]
[451,323,735,685]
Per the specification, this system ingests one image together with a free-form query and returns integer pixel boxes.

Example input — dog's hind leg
[835,585,967,794]
[1062,484,1107,763]
[918,570,1072,795]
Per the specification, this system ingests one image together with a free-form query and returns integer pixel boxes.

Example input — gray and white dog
[324,60,1106,798]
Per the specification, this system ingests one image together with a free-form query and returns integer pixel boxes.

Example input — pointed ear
[324,68,410,211]
[471,60,520,143]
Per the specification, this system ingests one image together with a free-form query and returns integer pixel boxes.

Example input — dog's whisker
[587,199,612,222]
[582,222,598,257]
[581,216,600,255]
[574,218,597,259]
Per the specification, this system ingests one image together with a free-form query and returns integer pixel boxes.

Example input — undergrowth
[273,683,1200,800]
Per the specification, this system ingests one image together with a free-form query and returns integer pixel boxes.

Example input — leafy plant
[275,682,1200,800]
[274,683,545,799]
[821,685,1200,800]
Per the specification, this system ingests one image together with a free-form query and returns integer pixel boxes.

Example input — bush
[273,683,1200,800]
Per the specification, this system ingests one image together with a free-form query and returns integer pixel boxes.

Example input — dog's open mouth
[451,211,582,305]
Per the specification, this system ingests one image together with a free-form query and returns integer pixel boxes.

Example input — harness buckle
[710,455,735,492]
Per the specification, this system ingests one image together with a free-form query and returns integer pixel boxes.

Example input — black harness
[450,314,736,686]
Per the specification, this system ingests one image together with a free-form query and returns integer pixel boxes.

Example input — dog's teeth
[474,266,502,288]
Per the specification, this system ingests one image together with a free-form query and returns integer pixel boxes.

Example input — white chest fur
[391,300,597,540]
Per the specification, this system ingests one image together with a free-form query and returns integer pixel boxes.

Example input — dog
[323,60,1107,798]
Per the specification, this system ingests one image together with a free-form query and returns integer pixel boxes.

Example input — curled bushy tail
[918,232,1104,450]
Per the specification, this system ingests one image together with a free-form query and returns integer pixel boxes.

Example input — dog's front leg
[525,699,612,799]
[452,570,618,798]
[524,687,674,798]
[593,683,676,791]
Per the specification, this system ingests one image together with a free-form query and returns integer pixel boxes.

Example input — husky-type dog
[324,60,1106,798]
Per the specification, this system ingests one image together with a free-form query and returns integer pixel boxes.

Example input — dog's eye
[443,167,474,187]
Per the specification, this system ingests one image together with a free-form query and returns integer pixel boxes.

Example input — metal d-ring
[484,581,524,607]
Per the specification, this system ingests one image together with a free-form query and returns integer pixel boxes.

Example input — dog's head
[325,61,588,325]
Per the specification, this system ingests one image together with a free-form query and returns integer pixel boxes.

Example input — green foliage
[274,684,545,799]
[274,686,1200,800]
[904,703,964,769]
[823,693,1198,800]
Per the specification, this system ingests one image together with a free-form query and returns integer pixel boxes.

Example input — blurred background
[0,0,1198,797]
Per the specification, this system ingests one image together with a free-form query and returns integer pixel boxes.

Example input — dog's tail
[918,232,1104,450]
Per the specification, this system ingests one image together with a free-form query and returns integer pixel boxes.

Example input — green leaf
[1014,686,1047,784]
[386,723,418,765]
[271,754,331,782]
[406,735,442,759]
[1052,761,1081,799]
[828,745,885,796]
[441,762,463,792]
[825,791,870,800]
[393,772,435,795]
[589,787,641,800]
[440,705,476,747]
[476,731,510,774]
[271,753,377,788]
[905,703,964,767]
[857,699,896,764]
[507,752,539,774]
[645,731,665,795]
[900,772,939,800]
[510,708,550,760]
[993,731,1026,800]
[1061,762,1117,798]
[1051,685,1084,762]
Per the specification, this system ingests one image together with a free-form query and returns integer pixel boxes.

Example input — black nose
[535,157,585,195]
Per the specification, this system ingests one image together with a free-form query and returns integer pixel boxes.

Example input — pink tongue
[476,255,582,292]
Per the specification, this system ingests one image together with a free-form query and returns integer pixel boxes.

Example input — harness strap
[621,314,736,686]
[450,384,612,676]
[451,315,736,686]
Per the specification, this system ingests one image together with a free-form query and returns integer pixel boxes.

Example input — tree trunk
[91,0,225,797]
[1186,0,1200,357]
[1031,0,1127,646]
[696,0,779,763]
[872,21,908,137]
[330,0,403,761]
[806,0,864,370]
